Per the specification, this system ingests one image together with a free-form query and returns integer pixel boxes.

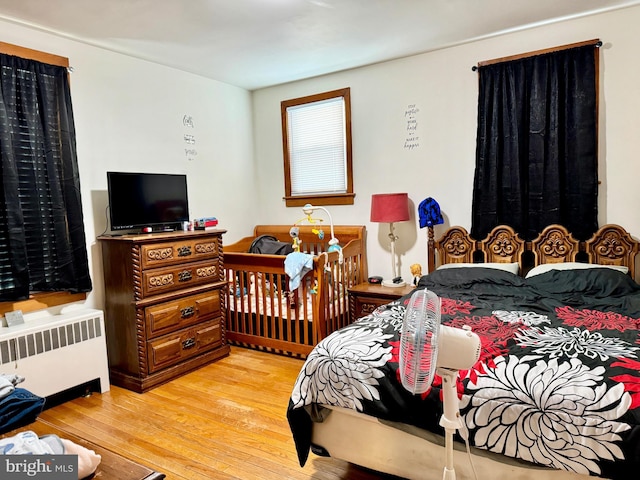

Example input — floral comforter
[287,267,640,480]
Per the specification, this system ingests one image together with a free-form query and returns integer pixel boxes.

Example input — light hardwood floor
[38,346,398,479]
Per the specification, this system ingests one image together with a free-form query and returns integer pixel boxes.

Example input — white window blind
[286,96,347,196]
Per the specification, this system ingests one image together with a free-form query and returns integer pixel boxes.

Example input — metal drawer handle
[177,246,192,257]
[178,270,192,282]
[182,338,196,349]
[180,306,195,319]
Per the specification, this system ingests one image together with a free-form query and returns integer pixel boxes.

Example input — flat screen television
[107,171,189,231]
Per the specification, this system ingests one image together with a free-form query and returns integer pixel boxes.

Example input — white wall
[0,19,260,311]
[3,4,640,310]
[252,5,640,282]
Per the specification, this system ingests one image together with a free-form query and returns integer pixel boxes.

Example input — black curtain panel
[471,44,598,241]
[0,54,91,301]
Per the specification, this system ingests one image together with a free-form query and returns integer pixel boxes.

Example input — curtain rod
[471,39,602,71]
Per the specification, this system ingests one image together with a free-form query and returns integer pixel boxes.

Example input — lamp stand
[382,222,405,287]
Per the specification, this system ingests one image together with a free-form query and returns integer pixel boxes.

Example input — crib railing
[224,226,367,357]
[226,253,316,356]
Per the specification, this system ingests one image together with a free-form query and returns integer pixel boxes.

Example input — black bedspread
[287,267,640,479]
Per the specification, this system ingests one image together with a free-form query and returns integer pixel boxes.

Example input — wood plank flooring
[38,346,397,479]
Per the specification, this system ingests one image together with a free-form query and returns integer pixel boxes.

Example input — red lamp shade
[370,193,410,223]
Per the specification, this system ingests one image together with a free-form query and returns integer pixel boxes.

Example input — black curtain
[0,54,91,301]
[471,44,598,242]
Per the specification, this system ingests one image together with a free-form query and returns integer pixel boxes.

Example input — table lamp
[370,193,410,287]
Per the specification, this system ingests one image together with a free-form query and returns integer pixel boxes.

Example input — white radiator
[0,308,110,398]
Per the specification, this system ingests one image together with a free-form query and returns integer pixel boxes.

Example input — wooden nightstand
[348,282,416,322]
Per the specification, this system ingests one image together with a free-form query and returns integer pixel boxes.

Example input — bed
[287,223,640,480]
[224,225,367,357]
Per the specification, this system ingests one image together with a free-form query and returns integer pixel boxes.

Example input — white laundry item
[0,373,25,399]
[0,430,102,479]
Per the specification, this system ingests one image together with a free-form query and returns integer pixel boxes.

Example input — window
[0,42,91,314]
[281,88,354,207]
[471,40,599,242]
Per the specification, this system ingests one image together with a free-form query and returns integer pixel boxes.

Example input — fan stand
[400,290,481,480]
[437,368,464,480]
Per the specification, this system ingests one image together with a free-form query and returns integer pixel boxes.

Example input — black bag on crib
[248,235,294,256]
[246,235,294,293]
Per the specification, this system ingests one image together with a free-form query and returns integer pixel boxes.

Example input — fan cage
[399,288,441,394]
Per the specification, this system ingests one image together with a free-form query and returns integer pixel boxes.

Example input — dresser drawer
[145,290,221,338]
[140,259,220,298]
[147,318,222,373]
[351,295,389,319]
[140,237,220,270]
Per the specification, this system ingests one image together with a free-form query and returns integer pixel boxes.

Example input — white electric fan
[399,288,481,480]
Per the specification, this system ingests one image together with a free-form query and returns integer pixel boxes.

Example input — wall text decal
[182,115,198,161]
[404,104,420,150]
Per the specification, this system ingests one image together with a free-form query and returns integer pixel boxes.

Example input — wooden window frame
[281,88,354,207]
[0,42,86,316]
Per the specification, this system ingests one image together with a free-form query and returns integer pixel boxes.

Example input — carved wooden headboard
[429,223,639,278]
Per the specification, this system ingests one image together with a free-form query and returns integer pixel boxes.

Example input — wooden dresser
[98,230,230,393]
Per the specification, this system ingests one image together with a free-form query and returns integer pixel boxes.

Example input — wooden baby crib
[224,225,368,357]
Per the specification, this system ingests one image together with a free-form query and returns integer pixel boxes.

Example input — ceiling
[1,0,639,91]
